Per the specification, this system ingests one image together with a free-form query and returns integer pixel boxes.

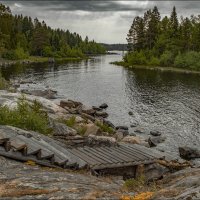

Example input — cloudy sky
[2,1,200,43]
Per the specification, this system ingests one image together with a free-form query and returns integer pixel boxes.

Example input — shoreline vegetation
[111,61,200,75]
[0,3,106,65]
[115,6,200,74]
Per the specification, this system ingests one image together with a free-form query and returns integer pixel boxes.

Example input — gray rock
[68,99,82,108]
[179,146,200,160]
[117,129,129,136]
[130,123,138,128]
[95,111,108,118]
[21,89,57,99]
[87,135,117,147]
[80,105,96,115]
[60,100,75,109]
[92,106,103,111]
[99,103,108,109]
[150,130,161,136]
[115,131,124,141]
[53,122,77,137]
[134,127,145,134]
[148,136,166,147]
[84,124,101,136]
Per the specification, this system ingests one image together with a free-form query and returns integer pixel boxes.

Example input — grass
[64,116,76,127]
[95,121,114,135]
[0,96,52,134]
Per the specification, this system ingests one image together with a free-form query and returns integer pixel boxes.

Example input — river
[1,52,200,156]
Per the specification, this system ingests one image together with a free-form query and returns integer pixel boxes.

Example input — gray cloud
[1,1,200,43]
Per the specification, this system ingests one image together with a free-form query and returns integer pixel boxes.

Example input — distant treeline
[0,3,106,60]
[125,6,200,70]
[101,43,127,51]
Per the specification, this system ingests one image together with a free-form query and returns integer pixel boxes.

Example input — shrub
[126,51,147,65]
[159,50,175,66]
[42,46,54,57]
[147,56,160,66]
[95,121,114,134]
[2,47,29,60]
[0,97,51,134]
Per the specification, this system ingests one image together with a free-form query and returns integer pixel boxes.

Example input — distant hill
[100,44,127,51]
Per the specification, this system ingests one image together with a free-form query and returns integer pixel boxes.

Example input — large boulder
[122,136,141,144]
[179,146,200,160]
[21,89,57,99]
[84,124,101,136]
[60,100,75,109]
[148,136,166,147]
[87,135,117,147]
[52,122,77,137]
[80,105,96,115]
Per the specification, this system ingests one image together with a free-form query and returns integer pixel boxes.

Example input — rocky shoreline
[0,80,199,199]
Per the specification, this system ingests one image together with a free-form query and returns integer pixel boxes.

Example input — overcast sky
[2,1,200,43]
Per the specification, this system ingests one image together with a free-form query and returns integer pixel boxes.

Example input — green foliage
[95,121,114,134]
[0,3,105,60]
[125,6,200,70]
[174,51,200,70]
[76,126,87,136]
[64,116,76,127]
[0,96,51,134]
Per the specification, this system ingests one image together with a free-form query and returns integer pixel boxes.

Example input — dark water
[1,53,200,156]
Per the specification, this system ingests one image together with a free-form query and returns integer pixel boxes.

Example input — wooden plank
[120,145,152,159]
[36,136,86,167]
[111,147,142,162]
[76,147,109,164]
[83,147,114,164]
[118,146,150,160]
[10,138,27,151]
[121,144,157,159]
[95,147,123,163]
[68,148,101,165]
[101,147,129,162]
[16,135,41,156]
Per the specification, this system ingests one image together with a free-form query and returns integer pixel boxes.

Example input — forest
[0,3,106,60]
[125,6,200,70]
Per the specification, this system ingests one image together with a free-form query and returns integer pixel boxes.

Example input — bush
[2,47,29,60]
[126,51,147,65]
[147,56,160,66]
[174,51,200,70]
[159,50,175,66]
[0,97,51,134]
[42,46,54,57]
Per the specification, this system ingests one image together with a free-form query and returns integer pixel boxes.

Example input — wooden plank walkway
[0,126,166,172]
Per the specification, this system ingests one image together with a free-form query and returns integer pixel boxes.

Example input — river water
[1,52,200,156]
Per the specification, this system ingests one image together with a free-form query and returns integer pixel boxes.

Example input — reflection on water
[1,53,200,156]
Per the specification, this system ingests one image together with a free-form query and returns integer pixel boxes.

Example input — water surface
[2,53,200,156]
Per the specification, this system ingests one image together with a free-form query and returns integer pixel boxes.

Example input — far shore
[111,61,200,75]
[0,56,87,67]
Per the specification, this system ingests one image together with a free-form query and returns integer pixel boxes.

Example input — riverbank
[111,61,200,75]
[0,56,86,67]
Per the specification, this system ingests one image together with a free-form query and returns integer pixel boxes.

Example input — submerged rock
[179,146,200,160]
[95,111,108,118]
[99,103,108,109]
[148,136,166,147]
[128,111,133,115]
[116,126,128,131]
[150,130,161,136]
[134,127,145,134]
